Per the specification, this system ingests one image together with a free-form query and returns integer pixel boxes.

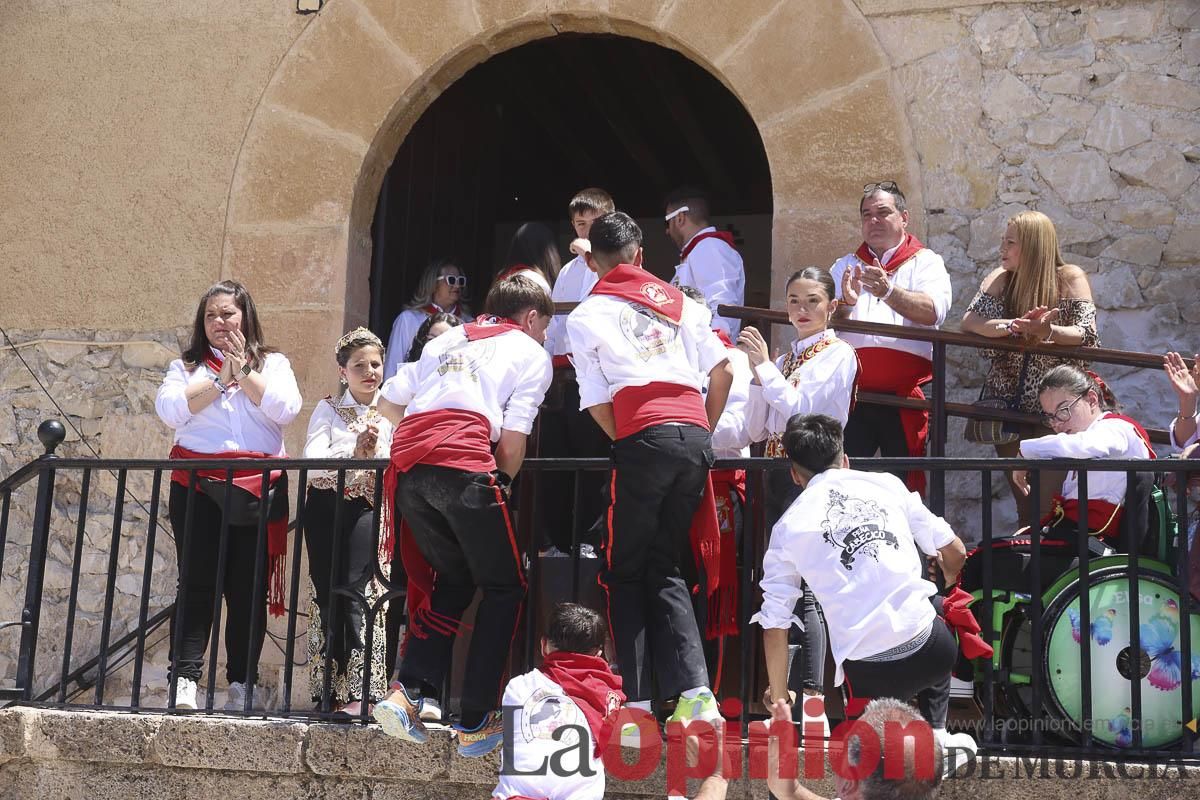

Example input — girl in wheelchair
[961,364,1155,599]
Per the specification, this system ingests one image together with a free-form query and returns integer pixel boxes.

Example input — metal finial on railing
[37,420,66,456]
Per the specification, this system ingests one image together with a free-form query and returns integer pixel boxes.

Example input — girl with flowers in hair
[302,327,395,715]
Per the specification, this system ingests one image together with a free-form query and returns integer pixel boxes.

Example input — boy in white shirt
[373,275,554,757]
[567,211,733,727]
[752,413,970,750]
[494,603,624,800]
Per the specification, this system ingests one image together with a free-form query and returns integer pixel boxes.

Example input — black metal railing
[1,419,1195,761]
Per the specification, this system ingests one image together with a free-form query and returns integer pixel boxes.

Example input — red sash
[590,263,684,324]
[464,315,521,340]
[1044,496,1126,539]
[168,445,288,617]
[681,230,737,260]
[703,328,743,642]
[203,352,224,376]
[941,587,994,660]
[854,233,925,274]
[612,383,709,440]
[855,347,933,495]
[420,302,464,318]
[539,651,626,757]
[1102,412,1156,458]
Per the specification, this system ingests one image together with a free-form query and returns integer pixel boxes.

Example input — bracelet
[212,377,228,394]
[880,282,894,301]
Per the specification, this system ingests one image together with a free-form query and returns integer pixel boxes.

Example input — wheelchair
[959,471,1200,749]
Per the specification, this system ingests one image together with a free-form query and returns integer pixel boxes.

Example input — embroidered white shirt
[384,305,474,381]
[302,391,394,485]
[155,352,302,455]
[1020,414,1153,505]
[567,292,728,411]
[546,255,600,359]
[746,330,859,441]
[493,668,605,800]
[751,469,957,684]
[672,227,745,338]
[829,246,952,361]
[380,326,552,438]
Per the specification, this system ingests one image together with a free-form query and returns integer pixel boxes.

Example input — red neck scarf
[539,651,625,757]
[203,350,224,376]
[854,233,925,274]
[421,302,462,317]
[712,328,735,349]
[168,445,288,617]
[1102,412,1157,458]
[855,347,931,494]
[681,229,736,260]
[463,315,521,340]
[590,263,684,324]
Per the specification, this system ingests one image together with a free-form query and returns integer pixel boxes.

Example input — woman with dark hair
[494,222,558,294]
[405,312,464,364]
[737,266,859,736]
[154,280,302,711]
[384,259,473,381]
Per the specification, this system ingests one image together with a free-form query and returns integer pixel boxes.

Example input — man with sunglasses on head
[830,182,952,495]
[665,187,745,338]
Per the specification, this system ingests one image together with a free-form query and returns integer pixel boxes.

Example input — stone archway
[221,0,919,430]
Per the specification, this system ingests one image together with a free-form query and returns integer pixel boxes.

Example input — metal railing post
[928,341,947,515]
[15,420,66,699]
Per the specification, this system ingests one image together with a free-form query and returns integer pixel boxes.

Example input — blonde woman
[303,327,394,715]
[384,259,473,380]
[961,210,1099,523]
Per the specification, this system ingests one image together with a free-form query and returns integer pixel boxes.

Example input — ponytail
[1039,364,1119,411]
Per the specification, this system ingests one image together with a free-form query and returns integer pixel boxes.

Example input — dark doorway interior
[368,34,773,336]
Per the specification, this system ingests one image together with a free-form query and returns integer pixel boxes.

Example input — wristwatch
[239,363,252,377]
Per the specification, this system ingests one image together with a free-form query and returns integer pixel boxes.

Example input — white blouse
[1020,413,1153,505]
[155,351,302,455]
[303,392,395,500]
[746,329,859,444]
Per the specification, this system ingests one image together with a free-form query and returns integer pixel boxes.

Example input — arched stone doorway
[367,33,774,337]
[221,0,920,430]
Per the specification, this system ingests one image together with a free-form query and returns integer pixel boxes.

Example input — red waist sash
[855,347,933,495]
[168,445,288,617]
[612,382,709,440]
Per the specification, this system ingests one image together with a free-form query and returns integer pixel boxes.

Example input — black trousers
[303,488,378,697]
[393,464,526,719]
[535,381,610,553]
[168,482,267,684]
[766,469,827,694]
[604,424,712,702]
[842,604,957,729]
[843,404,911,484]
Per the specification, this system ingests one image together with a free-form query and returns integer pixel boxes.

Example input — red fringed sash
[855,348,933,495]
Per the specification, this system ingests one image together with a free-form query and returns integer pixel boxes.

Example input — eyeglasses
[1040,392,1087,426]
[664,205,689,223]
[437,275,467,287]
[863,181,900,195]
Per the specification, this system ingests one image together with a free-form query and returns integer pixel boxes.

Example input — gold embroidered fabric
[306,396,383,503]
[765,337,840,458]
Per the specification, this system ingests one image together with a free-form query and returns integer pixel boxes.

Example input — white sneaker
[949,676,975,699]
[935,729,977,776]
[418,696,442,722]
[578,544,599,559]
[224,681,264,712]
[173,677,198,710]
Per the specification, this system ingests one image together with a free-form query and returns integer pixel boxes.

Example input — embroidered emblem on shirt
[641,282,671,307]
[520,688,584,745]
[619,303,678,362]
[821,489,900,570]
[436,339,494,380]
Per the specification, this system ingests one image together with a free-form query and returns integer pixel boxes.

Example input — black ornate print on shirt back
[820,490,900,570]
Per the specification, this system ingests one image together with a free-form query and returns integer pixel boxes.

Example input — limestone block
[0,405,17,445]
[154,715,305,773]
[29,709,157,765]
[356,0,483,76]
[120,341,175,370]
[1040,72,1084,95]
[1094,72,1200,111]
[1037,202,1107,247]
[983,73,1044,120]
[971,7,1038,55]
[1143,268,1200,306]
[1105,200,1177,229]
[1013,40,1096,74]
[0,708,29,764]
[1037,9,1086,48]
[1088,5,1163,42]
[1168,0,1200,29]
[1082,105,1151,154]
[1113,41,1183,67]
[1025,119,1070,146]
[303,722,451,778]
[650,0,784,71]
[872,12,965,67]
[40,342,89,366]
[966,204,1026,261]
[1089,265,1143,309]
[1063,252,1099,273]
[1034,151,1119,203]
[1047,95,1097,128]
[1111,142,1199,199]
[1164,221,1200,263]
[1185,32,1200,66]
[1099,234,1164,267]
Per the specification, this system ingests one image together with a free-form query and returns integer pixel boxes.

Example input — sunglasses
[863,181,900,195]
[1040,392,1087,426]
[437,275,467,287]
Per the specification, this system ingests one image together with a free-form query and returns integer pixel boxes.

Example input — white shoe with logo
[224,681,265,712]
[173,677,198,710]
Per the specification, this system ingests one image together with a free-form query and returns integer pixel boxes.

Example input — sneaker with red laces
[453,710,505,757]
[373,683,429,744]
